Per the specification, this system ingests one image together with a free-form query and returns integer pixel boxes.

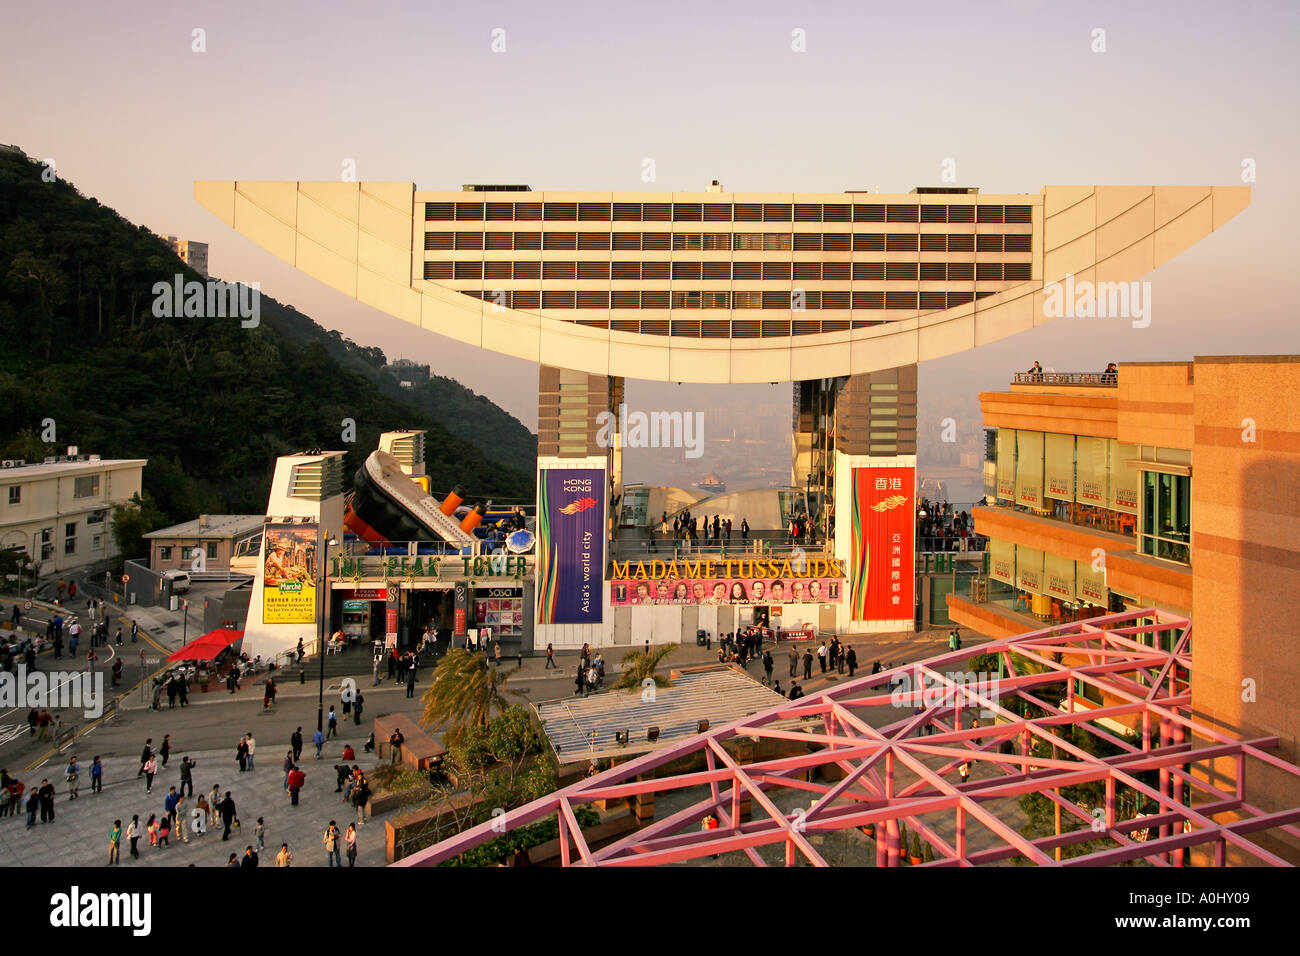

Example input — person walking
[802,649,813,681]
[276,843,293,867]
[125,814,141,857]
[191,800,207,837]
[345,822,358,867]
[788,647,798,678]
[291,727,304,763]
[38,778,55,823]
[545,643,556,669]
[89,756,103,795]
[130,620,139,643]
[174,794,189,843]
[255,817,266,852]
[327,707,338,739]
[351,773,370,827]
[138,739,154,777]
[236,735,249,772]
[405,664,416,698]
[245,732,256,771]
[283,751,294,792]
[312,728,325,759]
[816,642,827,673]
[762,650,774,685]
[25,787,39,828]
[287,765,306,807]
[846,646,858,677]
[323,820,342,867]
[65,756,80,800]
[241,846,259,868]
[218,791,237,841]
[163,785,179,827]
[159,734,171,768]
[208,784,222,825]
[178,755,195,797]
[353,691,364,726]
[108,819,122,866]
[146,814,159,849]
[142,756,157,793]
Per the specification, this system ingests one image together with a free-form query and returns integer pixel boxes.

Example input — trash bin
[696,629,708,647]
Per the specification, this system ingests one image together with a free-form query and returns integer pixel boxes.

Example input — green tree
[613,643,676,691]
[420,648,514,736]
[111,491,169,560]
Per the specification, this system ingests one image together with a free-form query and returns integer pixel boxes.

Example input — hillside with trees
[0,148,535,538]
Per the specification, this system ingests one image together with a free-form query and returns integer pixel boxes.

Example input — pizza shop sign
[332,554,528,580]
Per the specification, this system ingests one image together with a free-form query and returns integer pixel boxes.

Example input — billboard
[849,466,915,621]
[537,468,605,624]
[611,577,841,606]
[262,523,318,624]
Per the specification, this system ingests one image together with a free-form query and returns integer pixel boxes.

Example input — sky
[4,0,1298,448]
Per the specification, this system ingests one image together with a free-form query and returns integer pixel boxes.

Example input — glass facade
[1139,471,1191,564]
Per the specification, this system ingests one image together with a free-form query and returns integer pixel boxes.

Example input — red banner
[850,466,915,621]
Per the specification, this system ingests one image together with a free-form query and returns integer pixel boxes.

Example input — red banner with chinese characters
[850,466,915,621]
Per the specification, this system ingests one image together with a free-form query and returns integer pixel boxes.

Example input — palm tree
[613,643,676,691]
[420,648,513,734]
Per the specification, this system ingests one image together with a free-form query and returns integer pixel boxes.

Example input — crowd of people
[1,724,373,868]
[916,498,984,552]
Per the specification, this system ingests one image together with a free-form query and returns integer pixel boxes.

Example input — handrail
[1012,371,1117,387]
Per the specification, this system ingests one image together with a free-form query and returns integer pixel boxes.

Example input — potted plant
[861,822,875,839]
[897,822,909,864]
[909,832,923,865]
[923,842,935,864]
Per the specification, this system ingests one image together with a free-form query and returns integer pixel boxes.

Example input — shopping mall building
[948,355,1300,846]
[196,178,1250,652]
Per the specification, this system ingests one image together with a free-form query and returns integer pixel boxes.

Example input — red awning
[166,629,244,662]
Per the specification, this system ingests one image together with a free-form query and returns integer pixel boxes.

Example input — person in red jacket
[286,765,306,807]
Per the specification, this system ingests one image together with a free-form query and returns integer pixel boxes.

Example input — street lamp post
[316,527,337,733]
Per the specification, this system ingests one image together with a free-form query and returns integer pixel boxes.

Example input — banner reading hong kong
[262,522,318,624]
[537,468,605,624]
[850,466,915,621]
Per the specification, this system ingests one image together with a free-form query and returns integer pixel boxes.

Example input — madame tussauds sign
[610,557,845,581]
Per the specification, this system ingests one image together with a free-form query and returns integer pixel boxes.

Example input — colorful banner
[537,468,605,625]
[850,465,915,621]
[610,578,842,606]
[262,523,318,624]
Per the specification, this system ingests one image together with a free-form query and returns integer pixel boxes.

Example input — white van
[164,570,192,593]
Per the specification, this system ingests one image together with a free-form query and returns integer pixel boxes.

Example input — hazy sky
[4,0,1297,447]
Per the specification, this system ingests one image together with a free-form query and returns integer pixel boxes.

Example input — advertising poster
[610,577,842,605]
[850,466,915,621]
[262,523,318,624]
[537,468,605,624]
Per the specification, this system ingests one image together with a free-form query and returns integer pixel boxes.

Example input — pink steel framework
[395,609,1300,867]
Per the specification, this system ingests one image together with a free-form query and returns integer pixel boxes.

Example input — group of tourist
[659,510,748,544]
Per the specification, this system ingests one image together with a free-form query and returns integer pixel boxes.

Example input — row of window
[458,289,995,311]
[424,231,1034,253]
[158,543,219,561]
[427,260,1031,282]
[424,201,1034,225]
[6,477,102,504]
[31,517,106,557]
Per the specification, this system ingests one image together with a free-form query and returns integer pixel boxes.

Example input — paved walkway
[0,744,395,868]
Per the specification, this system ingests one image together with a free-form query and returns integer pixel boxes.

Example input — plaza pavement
[0,744,394,868]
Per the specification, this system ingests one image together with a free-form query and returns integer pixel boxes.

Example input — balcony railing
[1012,371,1117,387]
